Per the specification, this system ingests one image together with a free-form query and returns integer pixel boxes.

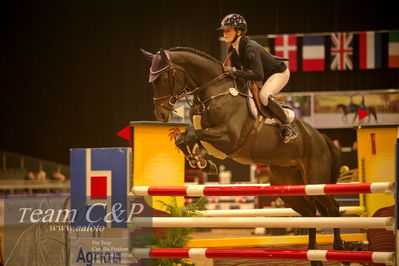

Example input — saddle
[247,81,295,125]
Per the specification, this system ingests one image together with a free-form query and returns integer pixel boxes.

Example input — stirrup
[280,125,297,143]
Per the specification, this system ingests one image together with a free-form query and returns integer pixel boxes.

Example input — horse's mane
[169,47,223,66]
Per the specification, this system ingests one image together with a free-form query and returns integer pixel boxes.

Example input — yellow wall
[131,121,187,211]
[357,126,397,216]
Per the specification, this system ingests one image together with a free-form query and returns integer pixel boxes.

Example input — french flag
[359,31,382,69]
[302,35,325,71]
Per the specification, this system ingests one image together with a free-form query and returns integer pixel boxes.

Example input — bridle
[151,62,184,112]
[152,59,228,112]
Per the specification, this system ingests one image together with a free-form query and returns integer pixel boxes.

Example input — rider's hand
[223,66,236,77]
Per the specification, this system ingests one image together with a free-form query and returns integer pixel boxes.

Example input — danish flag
[330,32,353,70]
[275,34,297,72]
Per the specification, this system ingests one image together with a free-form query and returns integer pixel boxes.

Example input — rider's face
[223,28,239,44]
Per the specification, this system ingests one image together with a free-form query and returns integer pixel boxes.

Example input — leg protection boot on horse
[266,96,298,143]
[175,133,218,175]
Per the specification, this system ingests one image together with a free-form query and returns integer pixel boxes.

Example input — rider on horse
[218,13,297,143]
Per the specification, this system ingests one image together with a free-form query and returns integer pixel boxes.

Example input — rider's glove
[223,66,236,77]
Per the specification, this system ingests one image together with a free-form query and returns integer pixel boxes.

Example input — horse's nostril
[159,112,168,122]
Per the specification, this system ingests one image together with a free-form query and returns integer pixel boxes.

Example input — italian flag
[388,31,399,68]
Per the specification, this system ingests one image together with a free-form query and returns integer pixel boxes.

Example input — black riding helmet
[218,13,247,34]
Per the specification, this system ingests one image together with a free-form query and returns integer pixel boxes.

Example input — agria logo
[75,247,122,266]
[70,148,130,228]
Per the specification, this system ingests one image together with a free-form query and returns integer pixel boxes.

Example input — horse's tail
[322,134,342,184]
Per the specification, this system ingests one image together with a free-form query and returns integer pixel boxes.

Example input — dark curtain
[0,0,398,163]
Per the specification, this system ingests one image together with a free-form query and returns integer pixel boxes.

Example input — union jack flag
[330,32,353,70]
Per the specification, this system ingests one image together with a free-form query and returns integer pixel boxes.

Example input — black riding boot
[266,96,298,143]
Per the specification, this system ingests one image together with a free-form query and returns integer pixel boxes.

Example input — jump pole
[132,248,394,264]
[130,182,394,196]
[198,206,364,217]
[130,217,394,230]
[187,233,367,248]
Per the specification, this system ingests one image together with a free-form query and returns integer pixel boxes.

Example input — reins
[152,51,250,113]
[152,62,230,111]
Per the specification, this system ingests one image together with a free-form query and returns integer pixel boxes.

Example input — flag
[117,125,131,145]
[358,108,369,120]
[330,32,354,70]
[302,35,325,71]
[359,31,382,69]
[275,34,297,72]
[388,30,399,68]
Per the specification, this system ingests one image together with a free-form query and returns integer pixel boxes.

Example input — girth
[228,113,265,164]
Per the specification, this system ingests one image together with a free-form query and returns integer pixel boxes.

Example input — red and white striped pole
[132,248,394,264]
[130,182,393,197]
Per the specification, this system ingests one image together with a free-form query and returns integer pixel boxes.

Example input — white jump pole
[198,206,364,217]
[131,217,394,230]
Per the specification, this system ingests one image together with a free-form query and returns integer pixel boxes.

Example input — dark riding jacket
[229,36,287,83]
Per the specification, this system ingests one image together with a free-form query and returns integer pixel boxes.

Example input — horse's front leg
[175,130,218,174]
[192,126,235,151]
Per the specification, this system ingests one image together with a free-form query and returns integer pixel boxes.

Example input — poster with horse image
[311,89,399,128]
[170,89,399,129]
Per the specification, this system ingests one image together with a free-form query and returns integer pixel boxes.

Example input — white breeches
[259,68,290,106]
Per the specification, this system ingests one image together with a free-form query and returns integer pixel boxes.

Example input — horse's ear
[140,49,154,62]
[159,48,169,62]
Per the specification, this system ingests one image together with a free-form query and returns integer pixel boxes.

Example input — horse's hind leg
[313,196,344,250]
[269,165,322,266]
[276,195,323,266]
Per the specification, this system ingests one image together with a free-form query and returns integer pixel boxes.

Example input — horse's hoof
[333,240,345,251]
[310,261,323,266]
[203,160,218,175]
[188,159,197,168]
[197,159,207,169]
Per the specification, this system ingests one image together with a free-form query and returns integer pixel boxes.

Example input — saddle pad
[247,88,295,124]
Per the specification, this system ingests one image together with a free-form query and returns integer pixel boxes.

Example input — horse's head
[141,48,188,122]
[336,104,346,111]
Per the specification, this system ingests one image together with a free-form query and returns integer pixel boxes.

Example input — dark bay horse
[142,47,344,265]
[336,103,360,123]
